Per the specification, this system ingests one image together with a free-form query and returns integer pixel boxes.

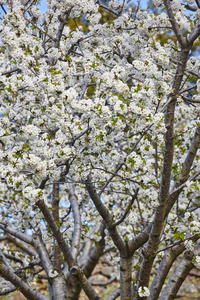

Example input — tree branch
[150,243,185,300]
[0,254,48,300]
[137,45,191,294]
[113,189,139,227]
[36,199,100,300]
[85,175,126,253]
[187,18,200,45]
[166,126,200,216]
[164,0,187,48]
[52,182,62,272]
[33,230,53,277]
[6,234,37,257]
[68,182,81,260]
[83,222,106,278]
[107,287,120,300]
[97,1,119,16]
[196,0,200,8]
[0,286,16,296]
[54,6,73,48]
[99,124,153,195]
[0,223,33,244]
[159,251,194,300]
[89,275,117,286]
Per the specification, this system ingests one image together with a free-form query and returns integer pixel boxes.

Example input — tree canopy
[0,0,200,299]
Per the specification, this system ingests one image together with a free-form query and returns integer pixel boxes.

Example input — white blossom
[138,286,150,297]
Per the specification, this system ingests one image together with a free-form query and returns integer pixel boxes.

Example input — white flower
[109,0,120,9]
[23,187,44,201]
[48,269,59,278]
[65,87,78,101]
[24,124,40,139]
[184,240,194,251]
[138,286,150,297]
[194,256,200,269]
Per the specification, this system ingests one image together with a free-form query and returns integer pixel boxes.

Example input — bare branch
[128,223,152,255]
[150,236,197,300]
[184,3,198,11]
[166,126,200,216]
[0,254,48,300]
[0,223,33,244]
[54,6,73,48]
[85,175,126,253]
[89,275,117,286]
[164,0,187,48]
[6,234,37,257]
[68,182,81,260]
[97,1,119,16]
[83,222,106,278]
[0,286,16,296]
[107,287,120,300]
[2,68,21,76]
[33,230,53,276]
[113,189,139,227]
[52,182,62,272]
[36,199,100,300]
[179,84,197,95]
[187,18,200,45]
[181,95,200,104]
[159,251,194,300]
[24,16,56,42]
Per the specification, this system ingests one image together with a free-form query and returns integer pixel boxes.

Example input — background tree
[0,0,200,300]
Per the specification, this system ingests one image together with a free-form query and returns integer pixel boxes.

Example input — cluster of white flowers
[194,256,200,269]
[184,240,194,251]
[138,286,150,297]
[23,125,40,139]
[23,187,44,202]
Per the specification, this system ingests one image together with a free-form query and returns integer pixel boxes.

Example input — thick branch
[149,244,185,300]
[54,7,73,48]
[196,0,200,8]
[159,251,194,300]
[68,182,81,260]
[36,199,100,300]
[187,18,200,45]
[137,46,190,293]
[0,223,33,244]
[166,126,200,216]
[128,224,152,254]
[89,275,116,286]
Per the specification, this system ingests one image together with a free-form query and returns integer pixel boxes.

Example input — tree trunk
[51,275,68,300]
[66,273,82,300]
[120,256,133,300]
